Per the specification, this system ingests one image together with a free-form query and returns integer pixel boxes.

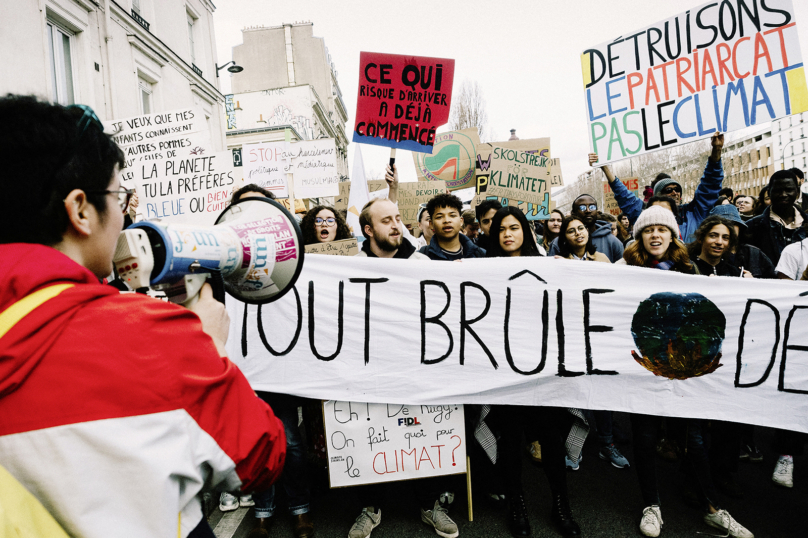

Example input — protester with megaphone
[0,95,287,538]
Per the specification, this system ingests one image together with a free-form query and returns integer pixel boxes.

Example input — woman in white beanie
[616,205,694,273]
[618,205,754,538]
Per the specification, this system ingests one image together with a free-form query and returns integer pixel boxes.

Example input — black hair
[714,195,732,208]
[647,195,680,219]
[231,184,276,204]
[557,215,597,258]
[718,187,734,200]
[754,185,770,215]
[475,199,502,222]
[686,216,738,259]
[572,193,596,207]
[301,205,352,245]
[485,206,540,257]
[426,192,463,218]
[787,167,805,180]
[768,169,798,189]
[0,95,125,245]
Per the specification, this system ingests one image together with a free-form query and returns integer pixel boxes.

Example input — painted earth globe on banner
[630,292,725,380]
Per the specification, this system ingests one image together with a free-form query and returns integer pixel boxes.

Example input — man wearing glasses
[0,96,286,538]
[548,194,624,263]
[589,131,725,243]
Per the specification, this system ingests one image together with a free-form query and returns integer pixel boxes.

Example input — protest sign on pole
[603,178,640,215]
[549,158,564,187]
[110,108,211,185]
[243,139,340,199]
[324,402,467,488]
[398,181,448,225]
[305,238,359,256]
[582,0,808,164]
[133,151,236,226]
[413,128,481,191]
[227,255,808,435]
[353,52,455,153]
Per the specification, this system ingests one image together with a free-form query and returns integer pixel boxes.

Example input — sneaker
[239,494,255,507]
[741,444,763,463]
[348,507,381,538]
[527,441,542,464]
[421,500,459,538]
[772,456,794,488]
[639,506,662,537]
[703,509,754,538]
[565,454,582,471]
[599,444,630,468]
[219,492,238,512]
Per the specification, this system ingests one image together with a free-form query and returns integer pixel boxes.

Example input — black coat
[743,206,808,266]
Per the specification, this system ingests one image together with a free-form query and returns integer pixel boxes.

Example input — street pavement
[209,415,804,538]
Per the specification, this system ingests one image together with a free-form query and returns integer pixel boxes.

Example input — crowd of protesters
[2,95,808,538]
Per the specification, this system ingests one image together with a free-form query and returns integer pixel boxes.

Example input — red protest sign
[353,52,455,154]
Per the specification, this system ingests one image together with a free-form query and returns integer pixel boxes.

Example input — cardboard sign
[583,0,808,163]
[486,146,551,206]
[604,178,640,215]
[335,181,352,212]
[324,401,467,488]
[413,128,480,191]
[549,158,564,187]
[111,108,211,186]
[475,138,552,195]
[133,151,236,226]
[305,238,359,256]
[398,181,448,225]
[353,52,455,153]
[278,198,308,214]
[227,255,808,435]
[243,139,339,199]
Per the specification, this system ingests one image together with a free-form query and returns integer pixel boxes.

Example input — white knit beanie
[633,205,679,240]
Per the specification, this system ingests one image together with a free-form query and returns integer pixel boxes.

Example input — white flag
[346,146,370,240]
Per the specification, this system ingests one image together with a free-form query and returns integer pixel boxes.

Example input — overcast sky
[213,0,808,186]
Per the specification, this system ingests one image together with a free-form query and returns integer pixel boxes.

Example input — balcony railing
[131,10,150,32]
[192,64,203,77]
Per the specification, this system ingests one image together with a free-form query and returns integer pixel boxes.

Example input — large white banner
[583,0,808,163]
[226,256,808,433]
[324,402,466,488]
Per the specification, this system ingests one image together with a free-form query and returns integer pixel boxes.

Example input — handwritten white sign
[133,151,237,226]
[243,139,339,199]
[324,401,467,488]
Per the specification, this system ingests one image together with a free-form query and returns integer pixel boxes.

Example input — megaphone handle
[209,271,226,304]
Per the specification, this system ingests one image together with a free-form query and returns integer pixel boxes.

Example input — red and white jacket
[0,244,286,537]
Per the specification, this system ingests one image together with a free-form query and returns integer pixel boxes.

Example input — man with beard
[356,198,428,259]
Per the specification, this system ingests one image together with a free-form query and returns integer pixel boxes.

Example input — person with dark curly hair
[556,215,610,262]
[686,216,741,277]
[300,205,352,245]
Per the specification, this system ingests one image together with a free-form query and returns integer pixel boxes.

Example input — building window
[138,77,153,114]
[132,0,140,14]
[46,22,75,105]
[187,13,196,64]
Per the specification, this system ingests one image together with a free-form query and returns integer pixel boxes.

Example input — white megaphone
[113,197,305,305]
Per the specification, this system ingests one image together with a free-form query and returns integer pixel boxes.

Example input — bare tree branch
[448,80,493,142]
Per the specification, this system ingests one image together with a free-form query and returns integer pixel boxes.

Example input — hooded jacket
[548,220,624,262]
[419,233,487,260]
[745,205,808,266]
[0,244,285,538]
[609,158,724,243]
